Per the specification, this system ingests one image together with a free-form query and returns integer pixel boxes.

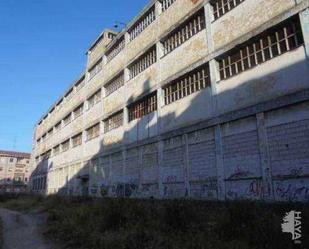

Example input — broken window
[89,58,103,80]
[162,9,205,55]
[72,133,83,147]
[129,6,156,41]
[106,36,125,62]
[212,0,245,20]
[105,72,125,96]
[128,92,157,121]
[218,16,304,80]
[129,46,157,79]
[86,123,100,141]
[162,0,177,11]
[104,111,123,133]
[164,64,210,105]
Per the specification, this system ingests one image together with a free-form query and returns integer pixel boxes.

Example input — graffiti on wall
[275,181,309,202]
[227,179,264,200]
[228,166,251,180]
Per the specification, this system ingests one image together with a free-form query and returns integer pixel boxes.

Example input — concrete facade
[31,0,309,202]
[0,150,31,193]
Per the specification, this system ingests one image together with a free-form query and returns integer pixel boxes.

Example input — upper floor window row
[105,72,125,96]
[72,133,83,147]
[128,92,157,122]
[106,36,125,63]
[129,6,156,41]
[104,111,124,133]
[162,0,177,12]
[218,16,304,81]
[164,63,210,105]
[162,9,205,55]
[89,58,103,80]
[212,0,245,20]
[129,46,157,79]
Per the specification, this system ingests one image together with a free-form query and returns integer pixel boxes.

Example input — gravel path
[0,208,55,249]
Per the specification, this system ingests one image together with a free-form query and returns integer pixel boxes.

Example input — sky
[0,0,149,153]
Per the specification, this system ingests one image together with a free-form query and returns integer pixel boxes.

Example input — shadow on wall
[30,45,309,201]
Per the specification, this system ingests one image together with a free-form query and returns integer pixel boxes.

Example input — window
[72,133,83,147]
[104,111,123,133]
[162,0,177,11]
[65,88,74,100]
[212,0,245,20]
[42,134,46,141]
[86,123,100,141]
[129,46,157,79]
[63,113,72,126]
[73,104,84,119]
[162,9,205,55]
[89,58,103,80]
[106,36,125,62]
[128,92,157,121]
[53,145,60,155]
[218,17,304,80]
[54,121,62,132]
[129,6,156,41]
[61,140,70,152]
[88,89,101,109]
[45,150,52,159]
[105,72,125,96]
[75,76,86,91]
[9,158,14,163]
[47,128,53,137]
[164,64,210,105]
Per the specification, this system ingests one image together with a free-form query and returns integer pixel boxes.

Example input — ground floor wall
[33,91,309,202]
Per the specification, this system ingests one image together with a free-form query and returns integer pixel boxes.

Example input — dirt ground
[0,208,56,249]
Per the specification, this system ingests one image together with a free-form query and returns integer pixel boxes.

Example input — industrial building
[31,0,309,201]
[0,150,31,193]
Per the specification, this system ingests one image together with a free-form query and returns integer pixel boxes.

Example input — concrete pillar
[158,140,164,197]
[256,113,274,201]
[155,0,162,17]
[204,2,214,52]
[122,149,127,197]
[156,87,164,135]
[299,6,309,59]
[183,134,191,197]
[214,125,225,200]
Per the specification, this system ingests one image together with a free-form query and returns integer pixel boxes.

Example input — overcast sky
[0,0,149,153]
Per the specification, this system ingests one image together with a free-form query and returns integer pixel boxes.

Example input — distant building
[0,150,31,193]
[31,0,309,201]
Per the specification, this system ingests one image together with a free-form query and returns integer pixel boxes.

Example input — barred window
[212,0,245,20]
[61,140,70,152]
[75,76,86,91]
[53,145,60,155]
[72,133,83,147]
[89,58,103,80]
[129,6,156,41]
[105,72,125,96]
[88,89,101,109]
[162,0,177,11]
[164,64,210,105]
[129,46,157,79]
[104,111,123,133]
[106,36,125,62]
[218,17,304,80]
[128,92,157,121]
[86,123,100,141]
[163,10,205,55]
[73,104,84,119]
[63,113,72,126]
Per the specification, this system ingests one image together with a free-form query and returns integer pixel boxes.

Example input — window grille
[129,6,156,41]
[63,113,72,126]
[86,123,100,141]
[129,46,157,79]
[89,58,103,80]
[218,17,304,80]
[105,72,125,96]
[162,0,177,11]
[212,0,245,20]
[104,111,123,133]
[106,36,125,62]
[164,64,210,105]
[88,89,101,109]
[162,9,205,55]
[61,140,70,152]
[73,104,84,119]
[72,133,83,147]
[128,92,157,121]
